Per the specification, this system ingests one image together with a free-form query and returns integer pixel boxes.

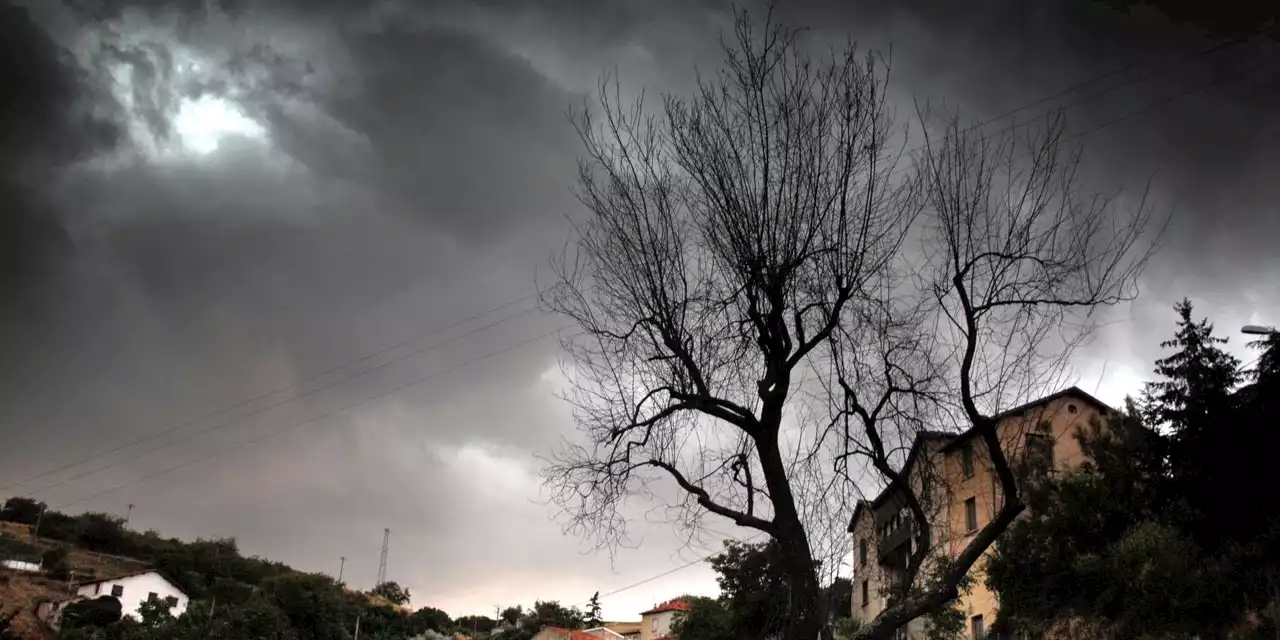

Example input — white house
[75,570,190,620]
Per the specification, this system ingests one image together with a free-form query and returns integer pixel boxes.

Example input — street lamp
[1242,325,1277,336]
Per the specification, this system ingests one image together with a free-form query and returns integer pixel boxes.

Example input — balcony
[872,489,914,564]
[878,522,913,564]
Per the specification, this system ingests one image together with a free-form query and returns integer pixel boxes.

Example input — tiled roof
[640,599,691,615]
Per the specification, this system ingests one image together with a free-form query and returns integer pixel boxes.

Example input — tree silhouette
[370,581,412,606]
[585,592,602,627]
[541,6,1158,640]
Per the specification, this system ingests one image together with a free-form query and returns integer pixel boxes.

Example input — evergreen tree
[1140,299,1243,545]
[585,592,602,627]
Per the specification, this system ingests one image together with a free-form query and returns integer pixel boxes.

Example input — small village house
[37,569,190,629]
[76,569,190,619]
[639,599,690,640]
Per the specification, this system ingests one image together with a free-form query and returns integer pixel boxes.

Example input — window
[858,538,867,566]
[861,580,869,606]
[110,584,124,598]
[1027,430,1054,474]
[964,497,978,532]
[961,442,974,478]
[165,596,178,608]
[971,614,985,638]
[651,618,658,632]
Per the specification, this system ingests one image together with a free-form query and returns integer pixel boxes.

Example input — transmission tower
[376,528,390,585]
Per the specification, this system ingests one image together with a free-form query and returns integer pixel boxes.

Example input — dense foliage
[673,541,853,640]
[987,300,1280,638]
[370,581,412,606]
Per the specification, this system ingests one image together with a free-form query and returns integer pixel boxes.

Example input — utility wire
[1067,50,1276,141]
[886,29,1263,180]
[4,293,539,494]
[13,300,540,499]
[51,324,573,511]
[594,531,768,602]
[958,31,1255,138]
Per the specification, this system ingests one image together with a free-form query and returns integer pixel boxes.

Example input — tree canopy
[370,581,413,606]
[675,540,854,640]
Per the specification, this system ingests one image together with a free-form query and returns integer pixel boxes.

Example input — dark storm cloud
[268,22,581,244]
[0,1,120,296]
[3,0,1275,619]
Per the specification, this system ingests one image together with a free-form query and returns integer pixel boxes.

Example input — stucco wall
[951,394,1105,633]
[639,610,682,640]
[77,572,189,620]
[850,391,1109,637]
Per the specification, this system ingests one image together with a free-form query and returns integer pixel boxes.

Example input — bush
[61,596,123,630]
[42,547,70,580]
[0,498,44,525]
[0,537,40,563]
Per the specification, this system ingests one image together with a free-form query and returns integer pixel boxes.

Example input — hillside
[1,521,150,639]
[0,497,465,640]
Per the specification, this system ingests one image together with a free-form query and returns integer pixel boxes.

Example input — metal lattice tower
[376,528,390,585]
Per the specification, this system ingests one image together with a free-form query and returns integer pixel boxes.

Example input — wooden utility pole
[353,614,362,640]
[125,504,135,528]
[338,556,346,584]
[31,504,46,542]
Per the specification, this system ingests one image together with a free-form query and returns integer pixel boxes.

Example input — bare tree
[541,8,1158,640]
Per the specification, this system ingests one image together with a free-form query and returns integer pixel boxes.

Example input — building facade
[75,570,190,620]
[639,599,690,640]
[848,387,1111,638]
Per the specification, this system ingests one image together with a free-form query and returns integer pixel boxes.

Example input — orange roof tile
[640,599,691,616]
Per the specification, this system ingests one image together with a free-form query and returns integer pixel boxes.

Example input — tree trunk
[776,523,823,640]
[757,430,823,640]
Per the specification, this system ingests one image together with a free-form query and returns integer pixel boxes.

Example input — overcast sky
[1,0,1276,622]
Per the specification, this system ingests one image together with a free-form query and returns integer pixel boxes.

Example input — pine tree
[1139,299,1243,545]
[585,592,602,628]
[1140,299,1242,434]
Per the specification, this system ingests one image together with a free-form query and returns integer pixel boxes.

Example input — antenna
[376,528,390,585]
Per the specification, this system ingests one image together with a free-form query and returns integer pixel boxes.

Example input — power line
[49,324,573,511]
[1,292,538,495]
[959,31,1255,139]
[26,304,540,499]
[1067,50,1276,140]
[13,302,540,500]
[594,531,767,602]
